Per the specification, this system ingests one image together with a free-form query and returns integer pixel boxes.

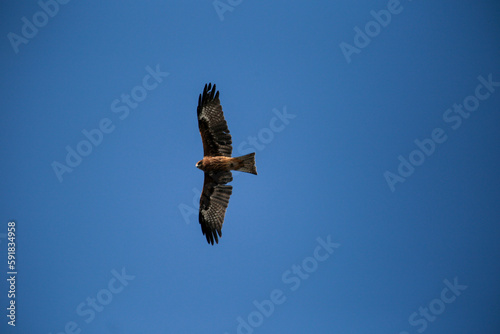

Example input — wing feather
[199,171,233,245]
[197,83,232,157]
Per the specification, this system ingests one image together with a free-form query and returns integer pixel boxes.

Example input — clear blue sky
[1,1,500,333]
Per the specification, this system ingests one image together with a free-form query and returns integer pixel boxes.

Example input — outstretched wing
[199,171,233,245]
[197,83,232,157]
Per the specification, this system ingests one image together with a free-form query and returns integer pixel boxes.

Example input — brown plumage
[196,83,257,245]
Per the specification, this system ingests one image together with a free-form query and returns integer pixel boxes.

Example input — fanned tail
[234,153,257,175]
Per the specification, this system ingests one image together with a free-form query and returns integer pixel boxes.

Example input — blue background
[1,1,500,333]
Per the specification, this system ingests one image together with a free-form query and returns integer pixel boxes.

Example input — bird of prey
[196,83,257,245]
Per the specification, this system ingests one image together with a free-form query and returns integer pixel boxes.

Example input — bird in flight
[196,83,257,245]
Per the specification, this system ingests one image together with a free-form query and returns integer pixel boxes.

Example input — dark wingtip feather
[205,230,219,245]
[202,225,221,245]
[207,233,213,245]
[199,83,219,109]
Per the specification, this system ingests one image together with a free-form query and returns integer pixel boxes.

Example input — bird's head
[196,160,203,170]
